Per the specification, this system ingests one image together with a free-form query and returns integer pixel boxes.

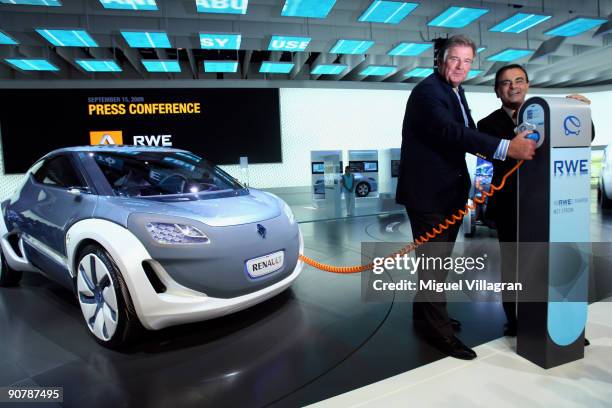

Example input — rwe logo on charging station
[553,159,588,175]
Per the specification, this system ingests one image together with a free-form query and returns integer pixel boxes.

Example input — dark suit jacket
[396,72,501,214]
[477,108,518,223]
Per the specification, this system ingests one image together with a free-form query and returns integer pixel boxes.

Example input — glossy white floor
[310,299,612,408]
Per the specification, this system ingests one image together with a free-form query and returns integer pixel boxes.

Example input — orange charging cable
[298,160,525,274]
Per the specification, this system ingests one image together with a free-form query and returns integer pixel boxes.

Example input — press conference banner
[0,88,281,174]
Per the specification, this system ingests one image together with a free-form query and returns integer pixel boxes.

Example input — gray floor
[310,299,612,408]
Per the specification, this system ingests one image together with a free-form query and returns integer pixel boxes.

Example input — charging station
[516,96,592,369]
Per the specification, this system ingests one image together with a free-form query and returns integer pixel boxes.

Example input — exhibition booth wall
[0,83,611,200]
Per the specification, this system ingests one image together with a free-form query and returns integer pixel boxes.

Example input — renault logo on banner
[90,131,123,145]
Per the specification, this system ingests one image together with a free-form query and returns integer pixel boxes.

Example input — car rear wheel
[76,244,140,348]
[0,248,22,287]
[355,182,370,197]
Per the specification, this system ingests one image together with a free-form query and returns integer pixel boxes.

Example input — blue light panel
[120,31,171,48]
[0,31,18,45]
[544,17,607,37]
[281,0,337,18]
[196,0,248,14]
[0,0,61,5]
[330,39,375,54]
[466,69,483,80]
[142,60,181,72]
[311,64,347,75]
[387,42,432,56]
[5,58,58,71]
[76,59,121,72]
[428,6,489,28]
[260,62,294,74]
[99,0,157,10]
[490,13,551,33]
[487,48,534,62]
[36,29,98,47]
[358,1,418,24]
[404,67,433,77]
[360,65,396,76]
[477,46,486,53]
[268,35,311,52]
[199,33,241,50]
[204,61,238,73]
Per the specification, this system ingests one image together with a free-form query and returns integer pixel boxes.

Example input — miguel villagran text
[372,279,523,293]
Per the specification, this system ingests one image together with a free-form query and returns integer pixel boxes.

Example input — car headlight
[282,201,295,224]
[146,222,210,244]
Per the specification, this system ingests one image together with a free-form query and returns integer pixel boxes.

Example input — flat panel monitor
[363,161,378,172]
[312,162,324,174]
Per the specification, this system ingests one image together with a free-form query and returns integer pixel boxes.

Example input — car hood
[97,189,282,227]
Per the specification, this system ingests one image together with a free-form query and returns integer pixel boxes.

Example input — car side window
[33,155,85,189]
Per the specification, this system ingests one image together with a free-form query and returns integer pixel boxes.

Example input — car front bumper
[133,229,304,330]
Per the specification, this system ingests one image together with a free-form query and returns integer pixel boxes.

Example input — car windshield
[91,151,244,197]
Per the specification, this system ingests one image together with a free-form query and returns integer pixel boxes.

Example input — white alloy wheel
[77,253,119,342]
[356,182,370,197]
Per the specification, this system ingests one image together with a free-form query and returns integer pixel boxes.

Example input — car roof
[47,145,188,156]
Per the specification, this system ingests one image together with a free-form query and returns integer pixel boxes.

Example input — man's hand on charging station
[508,130,537,160]
[566,94,591,105]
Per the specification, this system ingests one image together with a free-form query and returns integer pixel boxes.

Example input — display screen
[0,88,281,174]
[349,161,378,172]
[364,161,378,172]
[312,161,342,174]
[312,162,324,174]
[349,161,363,172]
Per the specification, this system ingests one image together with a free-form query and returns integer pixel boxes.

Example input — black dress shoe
[450,318,462,331]
[430,335,477,360]
[585,338,590,346]
[504,323,517,337]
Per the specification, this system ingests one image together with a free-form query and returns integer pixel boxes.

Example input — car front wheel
[0,248,22,287]
[76,244,141,348]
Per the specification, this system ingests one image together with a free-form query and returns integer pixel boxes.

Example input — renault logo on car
[257,224,266,239]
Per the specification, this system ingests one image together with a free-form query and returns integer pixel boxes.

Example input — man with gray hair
[396,34,536,360]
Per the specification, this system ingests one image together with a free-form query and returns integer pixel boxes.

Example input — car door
[13,154,97,288]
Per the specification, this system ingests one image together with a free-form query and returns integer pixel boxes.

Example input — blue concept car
[0,146,303,348]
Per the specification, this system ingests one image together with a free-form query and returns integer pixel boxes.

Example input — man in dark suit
[477,64,593,341]
[396,35,536,360]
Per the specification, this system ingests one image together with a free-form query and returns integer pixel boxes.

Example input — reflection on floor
[309,299,612,408]
[1,207,611,407]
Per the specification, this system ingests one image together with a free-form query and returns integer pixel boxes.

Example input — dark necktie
[453,89,469,127]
